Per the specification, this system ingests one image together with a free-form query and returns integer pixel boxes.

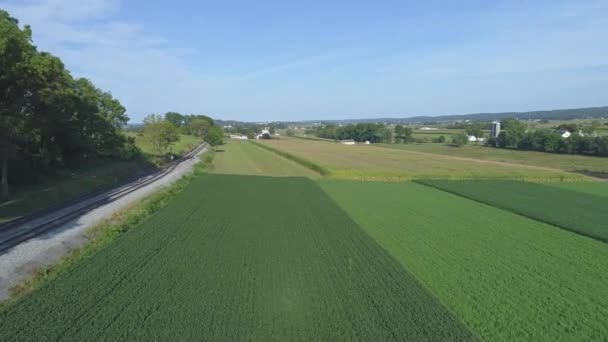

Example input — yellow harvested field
[259,138,587,181]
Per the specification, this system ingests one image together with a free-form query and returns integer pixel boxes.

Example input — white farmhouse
[556,130,571,138]
[229,134,248,140]
[255,129,271,140]
[340,139,356,145]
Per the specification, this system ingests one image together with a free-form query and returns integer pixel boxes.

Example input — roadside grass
[320,180,608,341]
[0,158,154,224]
[418,179,608,242]
[379,143,608,175]
[0,174,476,341]
[257,138,585,181]
[211,140,321,178]
[0,151,215,309]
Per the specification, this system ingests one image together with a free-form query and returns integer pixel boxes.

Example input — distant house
[255,129,271,140]
[467,135,479,142]
[419,127,438,131]
[364,140,371,144]
[556,130,571,138]
[340,139,356,145]
[230,134,248,140]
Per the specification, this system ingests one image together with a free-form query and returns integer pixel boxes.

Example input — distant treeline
[490,119,608,156]
[0,10,136,198]
[310,123,391,143]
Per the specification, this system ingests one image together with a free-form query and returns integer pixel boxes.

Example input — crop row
[0,174,475,341]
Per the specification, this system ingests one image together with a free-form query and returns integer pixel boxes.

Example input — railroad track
[0,143,207,253]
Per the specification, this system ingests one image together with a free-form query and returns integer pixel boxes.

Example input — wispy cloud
[0,0,209,120]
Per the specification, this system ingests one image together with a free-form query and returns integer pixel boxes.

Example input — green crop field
[0,175,475,341]
[211,140,320,177]
[258,138,585,181]
[320,180,608,341]
[548,182,608,197]
[379,143,608,175]
[419,180,608,242]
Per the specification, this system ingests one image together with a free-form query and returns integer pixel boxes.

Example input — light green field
[211,140,320,178]
[380,143,608,176]
[320,180,608,341]
[258,138,585,181]
[124,132,201,156]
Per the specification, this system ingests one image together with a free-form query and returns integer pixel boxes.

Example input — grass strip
[250,140,330,176]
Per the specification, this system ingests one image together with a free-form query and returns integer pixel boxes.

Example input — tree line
[489,119,608,156]
[1,10,135,199]
[135,112,223,161]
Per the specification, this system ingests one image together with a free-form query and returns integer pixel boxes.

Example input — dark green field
[0,175,475,341]
[418,180,608,242]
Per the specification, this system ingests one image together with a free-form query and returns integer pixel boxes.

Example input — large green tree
[1,10,132,199]
[0,10,35,198]
[142,114,179,161]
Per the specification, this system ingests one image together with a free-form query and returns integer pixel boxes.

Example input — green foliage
[142,114,179,160]
[419,180,608,242]
[205,125,224,146]
[394,125,414,143]
[465,124,484,138]
[451,133,469,147]
[557,123,578,132]
[0,10,132,199]
[321,180,608,341]
[286,129,295,136]
[492,119,608,156]
[0,175,476,340]
[314,123,388,143]
[189,118,211,139]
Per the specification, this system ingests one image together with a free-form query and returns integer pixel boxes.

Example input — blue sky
[2,0,607,122]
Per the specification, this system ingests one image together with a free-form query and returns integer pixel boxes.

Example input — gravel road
[0,147,207,300]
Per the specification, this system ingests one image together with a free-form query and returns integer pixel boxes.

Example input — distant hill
[323,106,608,124]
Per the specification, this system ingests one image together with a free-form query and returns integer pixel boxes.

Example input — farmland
[380,143,608,176]
[258,138,584,181]
[320,180,608,341]
[0,175,475,341]
[211,140,320,178]
[419,180,608,242]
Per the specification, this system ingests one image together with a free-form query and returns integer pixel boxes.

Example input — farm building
[255,129,271,140]
[229,134,248,140]
[340,140,356,145]
[364,141,371,144]
[556,130,571,138]
[467,136,486,143]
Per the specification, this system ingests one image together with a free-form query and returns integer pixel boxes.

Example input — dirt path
[0,146,208,301]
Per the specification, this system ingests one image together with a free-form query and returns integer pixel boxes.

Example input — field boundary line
[249,140,330,176]
[414,180,607,243]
